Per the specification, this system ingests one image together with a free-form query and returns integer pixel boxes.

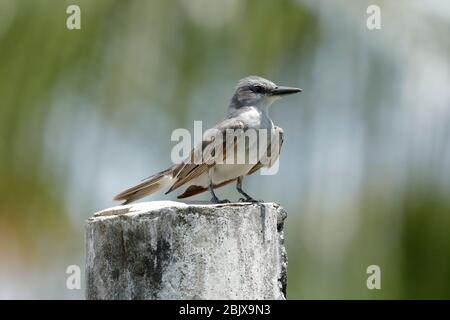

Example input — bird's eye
[252,85,265,94]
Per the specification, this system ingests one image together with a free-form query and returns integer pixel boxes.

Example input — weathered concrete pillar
[85,201,287,300]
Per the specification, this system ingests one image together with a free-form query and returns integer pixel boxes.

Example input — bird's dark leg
[236,176,261,203]
[208,179,230,204]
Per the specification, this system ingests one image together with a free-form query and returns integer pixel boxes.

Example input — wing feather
[166,119,247,194]
[247,125,284,176]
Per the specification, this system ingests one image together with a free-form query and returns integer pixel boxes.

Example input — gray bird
[114,76,302,204]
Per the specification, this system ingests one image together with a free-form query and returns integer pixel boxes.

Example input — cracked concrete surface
[85,201,287,300]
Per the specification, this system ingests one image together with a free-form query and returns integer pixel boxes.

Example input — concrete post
[85,201,287,300]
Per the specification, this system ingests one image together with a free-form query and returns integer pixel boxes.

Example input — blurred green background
[1,0,449,299]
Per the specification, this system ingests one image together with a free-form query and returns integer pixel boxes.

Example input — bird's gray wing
[166,118,248,193]
[247,125,284,175]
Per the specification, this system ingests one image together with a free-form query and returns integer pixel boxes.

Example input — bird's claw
[211,198,231,204]
[239,197,262,203]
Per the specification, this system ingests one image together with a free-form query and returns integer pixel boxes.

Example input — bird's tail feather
[113,168,173,205]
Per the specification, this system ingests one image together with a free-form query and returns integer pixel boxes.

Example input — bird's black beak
[270,86,303,96]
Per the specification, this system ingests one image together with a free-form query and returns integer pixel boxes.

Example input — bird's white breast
[237,106,273,130]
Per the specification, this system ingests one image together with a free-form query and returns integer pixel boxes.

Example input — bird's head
[231,76,302,109]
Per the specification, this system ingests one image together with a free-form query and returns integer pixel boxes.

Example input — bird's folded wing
[166,119,247,193]
[247,125,284,175]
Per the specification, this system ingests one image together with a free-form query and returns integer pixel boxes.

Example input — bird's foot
[211,197,231,204]
[239,197,262,203]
